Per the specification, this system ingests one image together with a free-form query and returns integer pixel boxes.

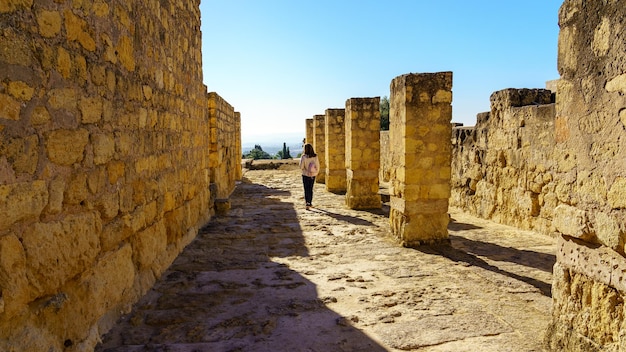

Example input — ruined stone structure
[313,114,326,183]
[444,1,626,347]
[208,92,241,215]
[324,108,346,193]
[0,1,239,350]
[379,130,390,183]
[345,97,381,210]
[544,1,626,349]
[305,117,313,145]
[388,73,453,247]
[450,89,556,235]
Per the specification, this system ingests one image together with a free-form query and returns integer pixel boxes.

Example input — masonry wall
[544,0,626,349]
[208,92,241,214]
[0,1,214,350]
[450,89,556,235]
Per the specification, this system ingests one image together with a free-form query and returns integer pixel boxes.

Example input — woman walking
[299,143,320,210]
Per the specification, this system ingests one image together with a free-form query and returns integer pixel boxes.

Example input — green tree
[243,145,271,160]
[380,95,390,130]
[277,142,292,159]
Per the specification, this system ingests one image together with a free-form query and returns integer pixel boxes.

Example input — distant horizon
[242,131,305,146]
[201,1,559,137]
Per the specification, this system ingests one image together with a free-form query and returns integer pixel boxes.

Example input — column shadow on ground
[96,180,387,352]
[416,240,553,297]
[449,235,556,273]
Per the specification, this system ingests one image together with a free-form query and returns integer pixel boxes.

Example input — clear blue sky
[200,1,561,142]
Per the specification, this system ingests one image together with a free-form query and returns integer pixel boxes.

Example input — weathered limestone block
[1,134,39,175]
[0,93,21,120]
[313,114,326,184]
[608,177,626,209]
[0,234,29,318]
[46,129,89,166]
[553,204,591,240]
[0,181,48,231]
[345,98,380,209]
[21,213,101,296]
[64,172,88,205]
[79,96,103,124]
[54,244,136,344]
[389,73,451,246]
[92,133,115,165]
[132,220,167,270]
[31,105,51,125]
[36,9,62,37]
[325,108,346,193]
[8,80,34,101]
[593,211,622,250]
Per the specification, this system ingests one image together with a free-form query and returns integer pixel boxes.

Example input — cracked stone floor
[97,167,555,352]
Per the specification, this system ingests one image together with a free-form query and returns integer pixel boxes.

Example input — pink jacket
[299,154,320,177]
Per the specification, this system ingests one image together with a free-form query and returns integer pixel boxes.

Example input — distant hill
[242,132,305,157]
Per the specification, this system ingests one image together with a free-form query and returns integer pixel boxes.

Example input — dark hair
[304,143,316,157]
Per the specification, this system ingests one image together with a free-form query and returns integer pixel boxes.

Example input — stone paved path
[97,168,555,352]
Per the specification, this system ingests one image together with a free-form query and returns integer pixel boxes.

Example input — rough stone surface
[345,97,381,210]
[325,108,347,193]
[389,72,452,246]
[313,114,326,184]
[208,92,241,202]
[543,0,626,349]
[97,169,555,352]
[0,1,237,350]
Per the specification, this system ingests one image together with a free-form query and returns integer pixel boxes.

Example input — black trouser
[302,175,315,205]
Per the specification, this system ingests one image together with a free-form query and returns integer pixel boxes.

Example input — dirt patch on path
[98,169,554,351]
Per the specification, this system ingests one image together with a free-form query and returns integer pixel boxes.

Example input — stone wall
[450,89,556,235]
[0,1,225,350]
[208,92,241,214]
[544,0,626,349]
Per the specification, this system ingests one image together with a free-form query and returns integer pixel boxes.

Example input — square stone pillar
[305,118,314,144]
[345,97,381,209]
[313,114,326,184]
[325,108,347,193]
[389,72,452,247]
[235,111,242,180]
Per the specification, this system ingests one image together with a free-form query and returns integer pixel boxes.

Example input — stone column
[235,111,242,180]
[389,72,452,247]
[313,114,326,184]
[305,118,314,144]
[345,97,381,209]
[325,109,347,193]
